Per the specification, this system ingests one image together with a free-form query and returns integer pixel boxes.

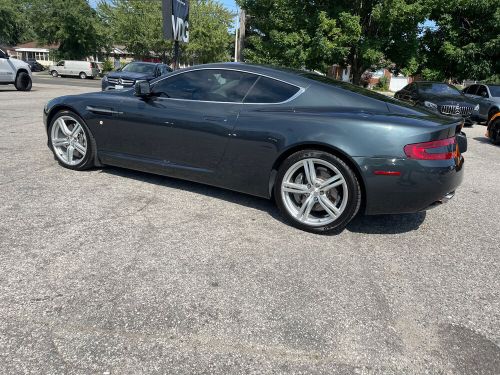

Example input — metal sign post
[162,0,190,69]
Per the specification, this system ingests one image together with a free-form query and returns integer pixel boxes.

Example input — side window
[476,85,488,98]
[0,49,6,59]
[57,61,64,67]
[244,76,300,103]
[466,84,478,95]
[408,83,417,94]
[154,69,258,102]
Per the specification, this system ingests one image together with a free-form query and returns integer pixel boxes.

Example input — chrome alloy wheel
[281,158,348,227]
[51,116,87,166]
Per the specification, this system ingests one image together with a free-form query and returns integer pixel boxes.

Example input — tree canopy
[237,0,499,82]
[97,0,234,64]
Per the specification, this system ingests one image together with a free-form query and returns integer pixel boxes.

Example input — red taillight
[404,137,457,160]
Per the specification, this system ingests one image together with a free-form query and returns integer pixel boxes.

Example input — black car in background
[395,82,479,126]
[26,59,45,72]
[102,61,172,90]
[44,63,466,234]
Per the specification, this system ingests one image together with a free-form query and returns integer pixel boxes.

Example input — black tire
[48,110,96,170]
[14,72,32,91]
[51,70,58,77]
[489,118,500,145]
[274,150,362,234]
[79,72,87,79]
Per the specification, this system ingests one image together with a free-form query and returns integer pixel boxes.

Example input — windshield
[122,63,156,74]
[418,83,461,96]
[489,86,500,97]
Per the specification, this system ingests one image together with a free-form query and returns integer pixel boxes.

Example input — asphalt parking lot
[1,82,499,374]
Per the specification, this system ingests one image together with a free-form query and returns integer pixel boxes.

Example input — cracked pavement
[0,83,499,374]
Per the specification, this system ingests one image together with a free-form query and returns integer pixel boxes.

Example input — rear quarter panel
[218,106,459,198]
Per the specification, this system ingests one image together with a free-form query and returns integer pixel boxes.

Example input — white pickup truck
[0,48,32,91]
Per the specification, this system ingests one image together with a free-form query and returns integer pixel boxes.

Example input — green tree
[420,0,500,81]
[97,0,234,64]
[26,0,104,59]
[0,0,34,45]
[237,0,426,84]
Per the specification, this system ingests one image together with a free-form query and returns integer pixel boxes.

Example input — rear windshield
[301,73,397,102]
[418,83,461,96]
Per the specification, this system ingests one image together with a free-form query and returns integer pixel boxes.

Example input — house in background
[12,41,57,67]
[328,64,351,82]
[368,68,412,92]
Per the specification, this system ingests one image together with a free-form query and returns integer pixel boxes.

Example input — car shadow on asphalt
[473,136,497,146]
[101,166,426,235]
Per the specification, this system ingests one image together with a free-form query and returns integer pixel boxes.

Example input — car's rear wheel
[51,70,58,77]
[14,72,32,91]
[79,72,87,79]
[274,150,361,234]
[48,111,94,170]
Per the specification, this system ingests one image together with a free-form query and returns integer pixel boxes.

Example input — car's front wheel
[48,111,95,170]
[274,150,361,234]
[489,117,500,145]
[51,70,58,77]
[79,72,87,79]
[14,72,32,91]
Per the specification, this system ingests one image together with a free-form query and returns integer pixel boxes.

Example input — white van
[0,47,32,91]
[49,60,100,79]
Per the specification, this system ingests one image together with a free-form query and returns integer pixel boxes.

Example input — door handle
[203,116,227,123]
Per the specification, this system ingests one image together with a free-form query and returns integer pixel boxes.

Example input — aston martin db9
[43,63,466,233]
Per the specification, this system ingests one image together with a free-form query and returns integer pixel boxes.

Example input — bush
[376,75,389,91]
[101,59,114,73]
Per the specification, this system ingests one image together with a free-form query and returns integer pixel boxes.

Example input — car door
[145,69,259,172]
[475,85,491,118]
[95,68,259,178]
[0,49,15,83]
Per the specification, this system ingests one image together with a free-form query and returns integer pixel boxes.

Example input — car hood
[7,57,30,71]
[420,93,477,106]
[106,71,154,81]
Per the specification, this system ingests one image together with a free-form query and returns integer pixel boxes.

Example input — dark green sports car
[43,63,466,234]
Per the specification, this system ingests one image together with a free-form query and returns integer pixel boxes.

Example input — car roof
[130,61,160,65]
[178,62,317,87]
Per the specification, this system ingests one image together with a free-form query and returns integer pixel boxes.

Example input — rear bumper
[355,155,464,215]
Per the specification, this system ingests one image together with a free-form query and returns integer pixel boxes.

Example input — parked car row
[394,81,500,127]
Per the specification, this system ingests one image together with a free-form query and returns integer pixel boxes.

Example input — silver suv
[463,84,500,121]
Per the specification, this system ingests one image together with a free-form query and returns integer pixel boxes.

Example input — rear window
[244,77,300,103]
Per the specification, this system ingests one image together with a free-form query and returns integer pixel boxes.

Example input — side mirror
[481,91,488,98]
[134,80,152,97]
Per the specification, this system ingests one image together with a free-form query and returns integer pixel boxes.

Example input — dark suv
[102,61,172,91]
[395,82,479,126]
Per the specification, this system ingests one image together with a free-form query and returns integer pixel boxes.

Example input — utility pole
[234,8,245,62]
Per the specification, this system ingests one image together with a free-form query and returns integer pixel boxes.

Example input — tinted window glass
[476,85,488,97]
[122,63,156,74]
[154,69,258,102]
[0,49,6,59]
[465,85,478,94]
[418,83,461,96]
[489,86,500,97]
[244,76,299,103]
